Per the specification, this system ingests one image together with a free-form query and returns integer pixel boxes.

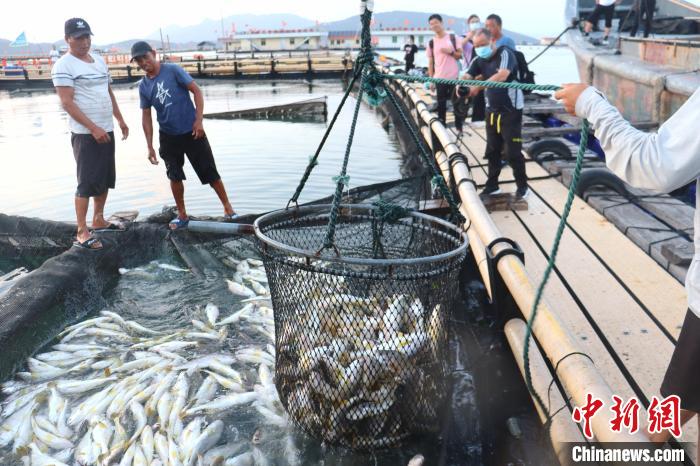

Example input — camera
[457,86,471,98]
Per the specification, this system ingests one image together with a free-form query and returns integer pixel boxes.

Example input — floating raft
[0,54,354,90]
[384,76,698,464]
[204,97,328,122]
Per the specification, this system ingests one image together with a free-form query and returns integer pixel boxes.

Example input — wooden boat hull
[566,0,700,124]
[204,97,328,122]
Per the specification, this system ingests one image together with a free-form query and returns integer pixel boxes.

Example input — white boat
[566,0,700,124]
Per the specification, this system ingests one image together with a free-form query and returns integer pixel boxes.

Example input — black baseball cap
[65,18,93,38]
[131,41,154,61]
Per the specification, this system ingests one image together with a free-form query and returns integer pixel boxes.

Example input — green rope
[287,72,360,208]
[381,72,562,93]
[523,120,590,427]
[370,198,412,260]
[384,88,464,223]
[372,198,411,223]
[322,72,367,250]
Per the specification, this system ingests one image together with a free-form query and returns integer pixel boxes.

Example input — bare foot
[91,215,112,229]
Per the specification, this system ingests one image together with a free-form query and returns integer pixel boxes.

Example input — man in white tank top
[51,18,129,250]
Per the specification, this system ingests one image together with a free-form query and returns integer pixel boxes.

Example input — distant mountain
[0,11,538,55]
[146,14,316,43]
[324,10,538,44]
[0,38,61,56]
[0,38,196,56]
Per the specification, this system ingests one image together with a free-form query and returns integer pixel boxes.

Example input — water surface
[0,80,402,221]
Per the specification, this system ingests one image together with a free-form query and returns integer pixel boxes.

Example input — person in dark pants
[132,41,237,230]
[52,18,129,250]
[630,0,656,38]
[584,0,620,44]
[403,35,418,72]
[461,14,486,124]
[464,29,527,198]
[426,14,463,132]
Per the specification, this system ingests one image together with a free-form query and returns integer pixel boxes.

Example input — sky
[1,0,571,44]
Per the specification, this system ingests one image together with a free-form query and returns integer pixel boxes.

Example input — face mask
[475,45,493,59]
[469,22,483,31]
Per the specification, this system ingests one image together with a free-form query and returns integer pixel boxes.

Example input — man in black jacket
[463,29,527,198]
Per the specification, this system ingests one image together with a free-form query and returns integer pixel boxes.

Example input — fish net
[254,203,468,449]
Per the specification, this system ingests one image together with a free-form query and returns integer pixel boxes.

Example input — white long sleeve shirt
[576,86,700,319]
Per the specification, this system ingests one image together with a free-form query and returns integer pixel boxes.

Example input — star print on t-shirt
[155,81,171,105]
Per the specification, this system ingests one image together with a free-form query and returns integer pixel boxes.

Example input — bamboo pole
[505,318,588,466]
[435,151,492,298]
[386,76,649,444]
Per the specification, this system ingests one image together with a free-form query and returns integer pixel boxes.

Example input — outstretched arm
[556,85,700,193]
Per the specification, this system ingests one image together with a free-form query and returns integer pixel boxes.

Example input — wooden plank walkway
[414,86,698,463]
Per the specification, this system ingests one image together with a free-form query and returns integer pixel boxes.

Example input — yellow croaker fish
[0,262,446,463]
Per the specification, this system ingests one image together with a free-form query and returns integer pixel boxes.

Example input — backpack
[428,34,457,60]
[495,45,536,94]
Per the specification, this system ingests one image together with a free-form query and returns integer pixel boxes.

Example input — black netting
[255,204,468,449]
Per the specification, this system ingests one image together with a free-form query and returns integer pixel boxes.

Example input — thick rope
[523,121,590,425]
[384,88,464,223]
[322,73,367,250]
[287,72,360,208]
[381,72,561,93]
[527,25,575,65]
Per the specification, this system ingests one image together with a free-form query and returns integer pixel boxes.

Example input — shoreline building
[370,28,441,50]
[220,29,328,52]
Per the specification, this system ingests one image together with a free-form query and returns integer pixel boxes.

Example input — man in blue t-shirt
[132,41,237,230]
[485,14,517,51]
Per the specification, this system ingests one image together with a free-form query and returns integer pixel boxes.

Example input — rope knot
[361,69,388,106]
[372,199,411,223]
[332,174,350,186]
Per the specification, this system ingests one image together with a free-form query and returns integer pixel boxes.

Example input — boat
[203,96,328,122]
[565,0,700,124]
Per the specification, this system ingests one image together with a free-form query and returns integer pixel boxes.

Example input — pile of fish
[0,257,301,466]
[270,265,448,449]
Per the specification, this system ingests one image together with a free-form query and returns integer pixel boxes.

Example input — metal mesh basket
[254,204,468,450]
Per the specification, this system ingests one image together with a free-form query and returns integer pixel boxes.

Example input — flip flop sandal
[73,236,104,250]
[169,218,190,230]
[224,213,240,222]
[92,222,126,232]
